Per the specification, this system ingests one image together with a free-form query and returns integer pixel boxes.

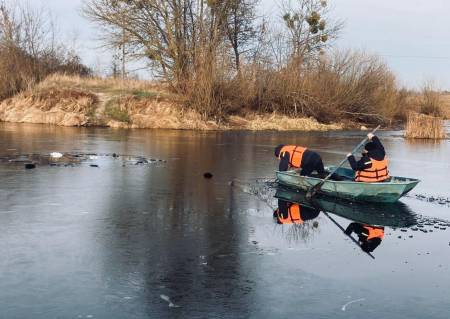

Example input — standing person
[344,222,385,253]
[346,133,389,183]
[274,144,327,178]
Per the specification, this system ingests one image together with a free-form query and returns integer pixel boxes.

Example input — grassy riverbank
[1,74,449,132]
[0,74,344,131]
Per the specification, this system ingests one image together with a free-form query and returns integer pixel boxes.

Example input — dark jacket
[348,136,386,171]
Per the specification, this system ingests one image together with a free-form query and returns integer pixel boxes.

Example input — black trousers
[300,152,325,176]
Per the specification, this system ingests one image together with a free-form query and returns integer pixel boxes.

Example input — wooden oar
[305,125,381,200]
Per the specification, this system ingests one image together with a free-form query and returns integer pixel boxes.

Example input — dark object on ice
[25,164,36,169]
[203,172,213,178]
[90,164,99,168]
[113,153,117,158]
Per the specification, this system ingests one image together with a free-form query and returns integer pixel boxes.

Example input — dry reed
[404,113,446,139]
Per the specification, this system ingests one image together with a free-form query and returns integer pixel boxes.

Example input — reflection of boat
[276,166,420,203]
[275,186,417,228]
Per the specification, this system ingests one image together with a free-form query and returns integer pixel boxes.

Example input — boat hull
[276,167,420,203]
[275,187,417,227]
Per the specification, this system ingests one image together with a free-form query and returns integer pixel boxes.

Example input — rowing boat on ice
[276,166,420,203]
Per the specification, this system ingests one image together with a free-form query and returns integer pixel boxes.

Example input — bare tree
[80,0,238,88]
[224,0,260,72]
[0,0,90,100]
[279,0,345,60]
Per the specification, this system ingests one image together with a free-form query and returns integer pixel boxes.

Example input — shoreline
[0,75,349,132]
[0,118,406,133]
[1,74,441,133]
[0,117,346,131]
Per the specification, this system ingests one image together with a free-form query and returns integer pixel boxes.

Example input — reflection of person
[344,222,385,253]
[274,144,327,178]
[346,133,389,182]
[274,199,320,224]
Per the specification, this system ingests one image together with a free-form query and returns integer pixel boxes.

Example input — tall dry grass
[0,73,347,130]
[404,113,446,139]
[182,49,411,124]
[40,74,164,93]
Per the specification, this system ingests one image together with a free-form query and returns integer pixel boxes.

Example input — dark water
[0,122,449,319]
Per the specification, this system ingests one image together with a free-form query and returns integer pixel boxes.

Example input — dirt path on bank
[94,93,109,119]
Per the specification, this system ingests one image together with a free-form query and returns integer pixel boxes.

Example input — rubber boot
[318,172,328,179]
[330,173,344,181]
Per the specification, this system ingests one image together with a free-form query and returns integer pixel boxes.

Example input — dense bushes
[183,49,411,124]
[0,1,91,101]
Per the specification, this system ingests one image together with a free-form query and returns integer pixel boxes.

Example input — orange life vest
[276,204,304,224]
[278,146,308,168]
[363,226,385,240]
[355,157,389,183]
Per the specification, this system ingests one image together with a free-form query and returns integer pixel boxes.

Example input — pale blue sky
[27,0,450,89]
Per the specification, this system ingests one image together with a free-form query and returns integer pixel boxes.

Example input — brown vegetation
[404,113,446,139]
[0,74,342,130]
[440,94,450,119]
[183,49,409,124]
[0,85,97,126]
[0,1,90,101]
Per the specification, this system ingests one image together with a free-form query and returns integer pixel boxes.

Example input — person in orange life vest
[273,199,320,224]
[346,133,389,182]
[274,145,328,178]
[344,222,385,253]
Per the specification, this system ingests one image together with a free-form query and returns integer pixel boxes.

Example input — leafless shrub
[0,1,90,100]
[419,78,442,117]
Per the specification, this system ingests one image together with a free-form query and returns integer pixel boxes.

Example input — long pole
[322,210,375,259]
[306,125,381,200]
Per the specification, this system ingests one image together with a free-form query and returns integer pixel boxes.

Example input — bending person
[346,133,389,182]
[274,199,320,225]
[275,144,327,178]
[275,144,343,180]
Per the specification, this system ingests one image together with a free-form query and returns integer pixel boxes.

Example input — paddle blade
[306,180,325,200]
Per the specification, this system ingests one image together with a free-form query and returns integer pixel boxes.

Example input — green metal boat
[276,166,420,203]
[275,186,417,228]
